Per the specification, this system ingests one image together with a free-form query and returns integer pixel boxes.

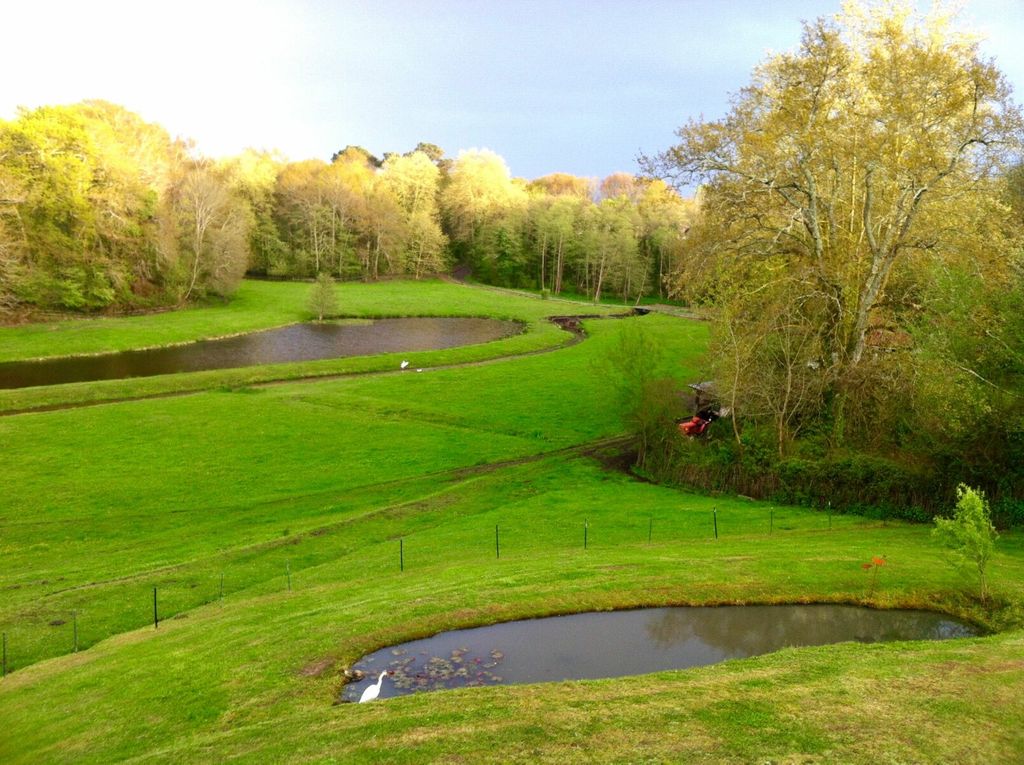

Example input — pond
[340,605,976,702]
[0,317,523,389]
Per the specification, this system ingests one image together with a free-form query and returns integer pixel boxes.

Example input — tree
[530,193,586,292]
[441,149,527,252]
[645,2,1024,443]
[0,101,184,311]
[410,142,445,163]
[274,160,333,276]
[383,152,440,216]
[380,151,449,276]
[0,165,27,312]
[933,484,999,600]
[167,160,249,302]
[599,172,640,202]
[712,271,829,455]
[330,145,381,168]
[308,272,338,320]
[405,209,449,277]
[578,196,640,302]
[226,149,287,275]
[478,210,528,286]
[357,177,407,279]
[409,142,450,174]
[636,180,694,298]
[529,173,593,200]
[602,322,681,471]
[74,100,179,299]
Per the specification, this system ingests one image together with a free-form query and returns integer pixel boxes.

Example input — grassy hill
[1,280,1021,763]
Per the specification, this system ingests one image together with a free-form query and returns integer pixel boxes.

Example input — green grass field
[1,280,1022,763]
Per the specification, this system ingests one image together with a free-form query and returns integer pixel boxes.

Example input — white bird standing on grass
[358,670,390,703]
[400,360,409,369]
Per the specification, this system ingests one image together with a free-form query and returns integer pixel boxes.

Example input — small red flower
[872,556,886,567]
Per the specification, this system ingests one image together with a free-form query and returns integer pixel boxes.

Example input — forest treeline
[0,101,693,315]
[0,102,249,313]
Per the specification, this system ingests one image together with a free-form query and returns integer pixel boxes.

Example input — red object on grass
[679,416,710,437]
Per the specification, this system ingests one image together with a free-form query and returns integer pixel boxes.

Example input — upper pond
[0,317,522,389]
[341,605,976,702]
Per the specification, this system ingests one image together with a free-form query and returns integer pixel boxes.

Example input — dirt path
[39,434,636,598]
[443,271,709,321]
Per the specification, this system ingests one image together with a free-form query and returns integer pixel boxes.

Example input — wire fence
[2,502,852,678]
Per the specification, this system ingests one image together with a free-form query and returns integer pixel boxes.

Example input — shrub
[933,484,999,601]
[774,454,936,521]
[308,273,338,320]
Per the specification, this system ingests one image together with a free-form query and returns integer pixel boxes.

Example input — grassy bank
[0,279,618,362]
[0,310,708,669]
[1,454,1022,763]
[1,280,1022,763]
[0,279,627,413]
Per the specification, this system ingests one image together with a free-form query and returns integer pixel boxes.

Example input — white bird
[358,670,390,703]
[400,360,409,369]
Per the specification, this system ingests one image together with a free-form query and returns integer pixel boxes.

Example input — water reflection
[644,605,973,654]
[341,605,975,702]
[0,317,522,389]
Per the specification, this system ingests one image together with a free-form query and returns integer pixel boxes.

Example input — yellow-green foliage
[934,484,999,600]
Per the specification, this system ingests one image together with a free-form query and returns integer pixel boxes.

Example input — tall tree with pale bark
[167,160,249,302]
[646,1,1023,446]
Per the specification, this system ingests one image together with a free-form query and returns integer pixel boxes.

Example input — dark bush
[774,454,938,522]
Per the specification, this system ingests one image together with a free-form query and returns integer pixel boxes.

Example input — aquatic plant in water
[346,647,506,700]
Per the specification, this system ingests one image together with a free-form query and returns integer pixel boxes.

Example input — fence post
[153,587,159,629]
[584,519,588,550]
[400,538,404,572]
[713,508,718,539]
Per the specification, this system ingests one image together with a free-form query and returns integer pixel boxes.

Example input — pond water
[340,605,976,702]
[0,317,522,389]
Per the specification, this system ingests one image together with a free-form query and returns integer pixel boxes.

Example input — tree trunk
[538,232,547,291]
[182,202,209,304]
[594,255,606,303]
[633,266,649,307]
[310,210,321,275]
[554,236,564,293]
[777,364,793,458]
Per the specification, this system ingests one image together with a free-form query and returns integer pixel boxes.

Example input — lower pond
[341,605,976,702]
[0,317,522,389]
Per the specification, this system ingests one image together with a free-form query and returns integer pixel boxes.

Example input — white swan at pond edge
[359,671,390,703]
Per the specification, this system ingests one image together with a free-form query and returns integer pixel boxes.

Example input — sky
[2,0,1022,180]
